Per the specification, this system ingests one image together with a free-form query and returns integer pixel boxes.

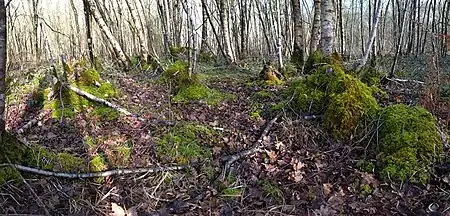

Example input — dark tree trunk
[0,0,6,139]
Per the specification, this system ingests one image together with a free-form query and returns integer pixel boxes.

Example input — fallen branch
[16,110,50,134]
[219,113,281,181]
[67,85,133,116]
[386,77,424,85]
[0,163,186,178]
[67,85,176,126]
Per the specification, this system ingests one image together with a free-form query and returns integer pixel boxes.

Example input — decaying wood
[0,163,186,178]
[220,113,281,181]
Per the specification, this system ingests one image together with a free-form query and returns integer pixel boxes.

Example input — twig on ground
[219,113,281,181]
[0,163,186,179]
[386,77,424,85]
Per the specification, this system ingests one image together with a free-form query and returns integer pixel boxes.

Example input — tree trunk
[85,0,129,67]
[319,0,335,56]
[309,0,321,54]
[291,0,304,69]
[69,0,81,57]
[200,0,208,53]
[32,0,39,62]
[83,0,94,66]
[389,0,409,78]
[219,0,236,64]
[125,0,148,61]
[355,0,384,72]
[276,0,283,72]
[0,0,6,138]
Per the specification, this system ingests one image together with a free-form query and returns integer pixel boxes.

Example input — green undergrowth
[258,180,283,201]
[373,105,443,184]
[156,123,219,164]
[162,60,233,105]
[0,133,89,184]
[44,67,120,120]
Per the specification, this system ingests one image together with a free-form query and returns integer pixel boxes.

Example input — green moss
[79,69,100,85]
[220,187,243,197]
[324,69,379,139]
[169,46,188,59]
[156,123,215,164]
[91,106,120,120]
[85,136,97,149]
[358,67,384,86]
[259,180,283,201]
[89,155,107,183]
[304,50,342,74]
[253,90,273,100]
[283,64,298,78]
[375,105,443,184]
[162,60,199,90]
[359,184,373,196]
[109,143,132,167]
[0,133,88,184]
[173,84,232,105]
[357,160,375,173]
[288,64,379,139]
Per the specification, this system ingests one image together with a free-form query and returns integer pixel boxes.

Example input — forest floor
[1,57,450,215]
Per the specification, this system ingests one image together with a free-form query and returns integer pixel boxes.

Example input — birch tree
[291,0,304,69]
[319,0,334,56]
[85,0,129,67]
[218,0,236,64]
[125,0,148,62]
[309,0,321,54]
[354,0,384,72]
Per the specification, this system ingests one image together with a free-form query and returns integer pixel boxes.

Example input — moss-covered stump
[289,64,379,139]
[156,123,218,164]
[162,60,232,105]
[0,133,88,184]
[44,68,120,120]
[374,104,443,184]
[259,62,283,85]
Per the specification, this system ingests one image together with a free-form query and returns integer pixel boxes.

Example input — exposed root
[220,113,281,181]
[0,163,186,179]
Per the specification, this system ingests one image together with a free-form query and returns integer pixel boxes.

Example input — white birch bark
[319,0,335,55]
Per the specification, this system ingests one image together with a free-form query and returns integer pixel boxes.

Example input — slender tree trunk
[389,0,409,78]
[85,0,129,67]
[0,0,6,138]
[69,0,81,57]
[125,0,148,61]
[201,0,208,53]
[319,0,335,55]
[309,0,321,54]
[32,0,39,62]
[218,0,236,64]
[276,0,283,72]
[355,0,384,72]
[291,0,304,69]
[83,0,94,66]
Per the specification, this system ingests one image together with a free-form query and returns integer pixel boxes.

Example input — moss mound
[45,68,120,120]
[374,105,443,183]
[162,61,232,105]
[304,50,343,74]
[289,64,379,139]
[0,133,87,184]
[156,123,217,164]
